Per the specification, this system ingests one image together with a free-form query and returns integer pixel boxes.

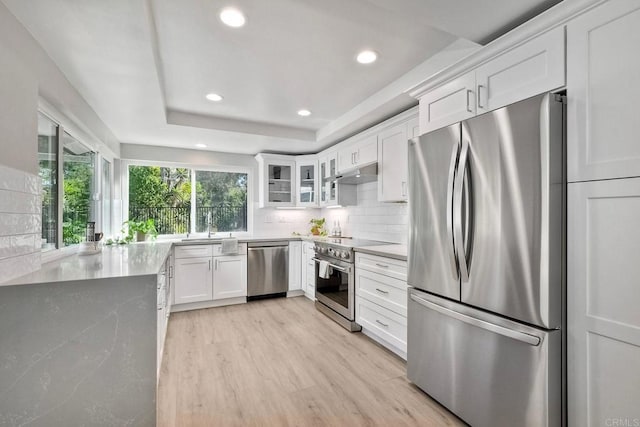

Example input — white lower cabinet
[173,256,214,304]
[301,241,316,300]
[355,252,408,359]
[172,244,247,311]
[568,177,640,427]
[288,241,302,292]
[213,255,247,300]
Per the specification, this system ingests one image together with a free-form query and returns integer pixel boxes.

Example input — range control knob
[341,251,350,260]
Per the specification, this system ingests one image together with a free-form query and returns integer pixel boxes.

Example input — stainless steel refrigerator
[407,93,565,427]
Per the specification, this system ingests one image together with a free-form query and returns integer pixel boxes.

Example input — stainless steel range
[313,238,386,332]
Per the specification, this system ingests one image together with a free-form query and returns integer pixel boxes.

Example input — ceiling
[2,0,562,155]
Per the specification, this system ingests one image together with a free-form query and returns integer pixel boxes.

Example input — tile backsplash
[0,164,41,282]
[252,204,320,237]
[322,181,408,244]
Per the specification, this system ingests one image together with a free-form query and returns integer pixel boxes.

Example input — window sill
[41,245,79,264]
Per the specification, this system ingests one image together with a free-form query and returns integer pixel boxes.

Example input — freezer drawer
[407,288,561,427]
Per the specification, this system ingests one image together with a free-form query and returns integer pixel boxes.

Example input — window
[62,132,95,246]
[127,165,248,235]
[37,111,109,251]
[101,158,112,237]
[195,170,248,233]
[128,166,191,234]
[38,113,58,251]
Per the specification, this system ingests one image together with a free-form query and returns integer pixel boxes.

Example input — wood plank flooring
[157,296,464,427]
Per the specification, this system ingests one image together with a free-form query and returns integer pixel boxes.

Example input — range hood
[332,162,378,185]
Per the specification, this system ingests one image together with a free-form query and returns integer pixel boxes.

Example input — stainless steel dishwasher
[247,241,289,299]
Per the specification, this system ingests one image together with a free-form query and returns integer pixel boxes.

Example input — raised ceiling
[2,0,562,155]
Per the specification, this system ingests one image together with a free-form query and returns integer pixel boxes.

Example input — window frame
[37,107,113,260]
[122,160,253,238]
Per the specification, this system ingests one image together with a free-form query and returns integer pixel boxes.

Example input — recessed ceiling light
[297,109,311,117]
[195,143,207,148]
[220,7,246,28]
[356,50,378,64]
[205,93,223,102]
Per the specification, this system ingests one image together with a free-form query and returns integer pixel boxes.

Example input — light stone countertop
[2,241,174,287]
[354,244,408,261]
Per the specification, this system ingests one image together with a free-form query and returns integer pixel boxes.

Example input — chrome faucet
[207,212,215,238]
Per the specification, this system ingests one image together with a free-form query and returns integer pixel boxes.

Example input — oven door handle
[312,258,347,272]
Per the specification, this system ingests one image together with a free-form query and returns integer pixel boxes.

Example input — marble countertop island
[2,241,173,287]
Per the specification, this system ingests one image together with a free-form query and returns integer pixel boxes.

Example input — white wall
[322,181,408,244]
[0,2,120,169]
[0,3,120,278]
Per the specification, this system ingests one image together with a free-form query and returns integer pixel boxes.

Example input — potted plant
[309,218,327,236]
[122,219,158,242]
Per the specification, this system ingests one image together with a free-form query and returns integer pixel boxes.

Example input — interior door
[408,123,461,300]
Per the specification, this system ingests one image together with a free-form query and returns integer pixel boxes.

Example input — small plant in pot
[309,218,327,236]
[122,219,158,243]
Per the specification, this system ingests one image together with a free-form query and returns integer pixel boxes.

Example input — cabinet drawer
[355,253,407,281]
[174,245,213,259]
[356,269,408,317]
[356,297,407,353]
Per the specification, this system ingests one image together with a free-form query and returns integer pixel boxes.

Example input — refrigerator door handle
[453,137,471,282]
[446,143,460,281]
[410,293,542,346]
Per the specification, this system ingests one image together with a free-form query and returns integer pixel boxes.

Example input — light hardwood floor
[157,296,464,427]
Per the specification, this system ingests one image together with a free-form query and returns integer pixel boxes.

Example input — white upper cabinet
[475,26,565,114]
[418,71,476,134]
[337,135,378,173]
[407,117,420,140]
[296,157,318,207]
[567,0,640,182]
[417,26,566,135]
[256,154,296,208]
[378,122,409,202]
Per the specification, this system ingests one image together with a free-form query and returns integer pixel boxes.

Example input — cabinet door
[568,177,640,427]
[378,123,408,202]
[319,157,328,206]
[302,242,316,299]
[213,255,247,299]
[475,26,564,114]
[264,160,296,207]
[337,146,356,172]
[288,241,302,291]
[418,71,475,134]
[567,0,640,182]
[296,160,318,207]
[174,256,213,304]
[356,135,378,165]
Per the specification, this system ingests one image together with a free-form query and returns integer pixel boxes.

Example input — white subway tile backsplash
[0,252,41,283]
[0,190,41,214]
[0,165,42,281]
[321,181,409,244]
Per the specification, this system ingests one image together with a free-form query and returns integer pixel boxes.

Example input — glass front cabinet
[256,154,296,207]
[296,156,318,207]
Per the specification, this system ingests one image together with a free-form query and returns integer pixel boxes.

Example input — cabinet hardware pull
[466,89,473,113]
[375,288,389,294]
[215,259,219,270]
[402,181,407,197]
[375,319,389,327]
[375,263,389,268]
[477,85,485,109]
[208,260,211,271]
